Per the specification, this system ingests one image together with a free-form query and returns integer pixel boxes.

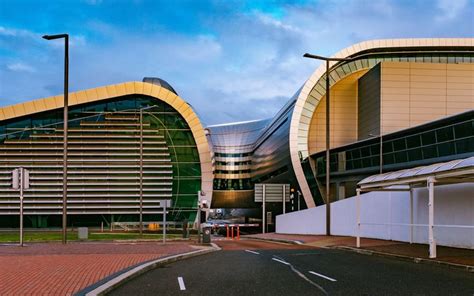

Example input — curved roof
[142,77,178,95]
[0,81,213,201]
[207,118,270,152]
[288,38,474,208]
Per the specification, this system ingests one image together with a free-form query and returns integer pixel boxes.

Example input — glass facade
[0,95,201,226]
[207,119,270,208]
[213,178,253,190]
[311,111,474,198]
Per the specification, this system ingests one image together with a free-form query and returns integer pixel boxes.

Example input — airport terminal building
[0,79,212,226]
[0,38,472,228]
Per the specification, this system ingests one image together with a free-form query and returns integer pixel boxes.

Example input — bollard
[101,222,104,233]
[231,226,234,240]
[237,225,240,240]
[226,225,229,239]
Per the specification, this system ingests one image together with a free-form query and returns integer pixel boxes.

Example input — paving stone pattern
[0,242,194,295]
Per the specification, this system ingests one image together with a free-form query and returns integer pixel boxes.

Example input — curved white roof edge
[289,38,474,208]
[206,118,270,128]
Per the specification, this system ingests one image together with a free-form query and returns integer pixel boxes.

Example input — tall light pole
[303,53,352,236]
[43,34,69,244]
[139,108,144,236]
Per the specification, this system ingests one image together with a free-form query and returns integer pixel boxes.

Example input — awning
[358,156,474,192]
[355,156,474,259]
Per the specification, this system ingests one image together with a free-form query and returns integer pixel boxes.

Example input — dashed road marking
[309,271,337,282]
[177,277,186,290]
[272,258,290,265]
[245,250,260,255]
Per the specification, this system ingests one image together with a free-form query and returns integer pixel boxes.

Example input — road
[109,239,474,295]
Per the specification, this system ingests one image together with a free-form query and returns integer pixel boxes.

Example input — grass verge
[0,231,183,242]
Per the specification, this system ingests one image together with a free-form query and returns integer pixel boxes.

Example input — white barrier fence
[276,183,474,249]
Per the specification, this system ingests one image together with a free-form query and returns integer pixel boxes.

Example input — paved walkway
[0,241,195,295]
[244,233,474,266]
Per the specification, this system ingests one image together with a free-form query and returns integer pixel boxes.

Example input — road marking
[272,258,290,265]
[245,250,260,255]
[309,271,337,282]
[177,277,186,290]
[271,256,329,295]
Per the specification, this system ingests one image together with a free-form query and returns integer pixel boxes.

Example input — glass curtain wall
[0,95,201,227]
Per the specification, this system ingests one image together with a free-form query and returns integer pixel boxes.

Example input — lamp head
[42,34,68,40]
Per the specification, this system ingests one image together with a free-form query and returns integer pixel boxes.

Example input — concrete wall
[276,183,474,249]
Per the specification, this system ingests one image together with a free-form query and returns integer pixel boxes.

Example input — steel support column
[356,188,361,248]
[428,177,436,258]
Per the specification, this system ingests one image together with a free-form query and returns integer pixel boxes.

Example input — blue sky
[0,0,473,124]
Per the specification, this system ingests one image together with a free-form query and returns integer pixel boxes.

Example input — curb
[333,246,474,273]
[243,237,304,245]
[80,244,219,296]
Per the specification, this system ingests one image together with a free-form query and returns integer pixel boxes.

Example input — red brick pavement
[0,242,195,295]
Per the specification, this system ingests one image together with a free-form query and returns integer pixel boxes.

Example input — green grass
[0,231,183,242]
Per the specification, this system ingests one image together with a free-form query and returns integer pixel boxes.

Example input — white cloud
[84,0,103,5]
[1,0,473,124]
[436,0,468,21]
[6,62,36,73]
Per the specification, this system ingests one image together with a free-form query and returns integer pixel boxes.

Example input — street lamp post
[139,108,144,236]
[303,53,352,236]
[197,190,206,243]
[43,34,69,244]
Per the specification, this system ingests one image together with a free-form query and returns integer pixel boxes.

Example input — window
[393,139,406,151]
[422,131,436,145]
[406,135,421,149]
[454,121,473,139]
[407,148,423,161]
[438,142,455,157]
[436,127,454,142]
[422,146,437,159]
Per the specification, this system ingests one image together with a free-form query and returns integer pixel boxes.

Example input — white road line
[272,258,290,265]
[245,250,260,255]
[309,271,337,282]
[177,277,186,290]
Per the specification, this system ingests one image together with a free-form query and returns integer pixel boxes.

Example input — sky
[0,0,473,125]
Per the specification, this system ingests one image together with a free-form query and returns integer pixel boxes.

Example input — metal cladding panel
[207,119,271,153]
[251,93,298,184]
[291,39,474,209]
[254,183,290,202]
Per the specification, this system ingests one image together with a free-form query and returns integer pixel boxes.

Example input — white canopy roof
[358,156,474,191]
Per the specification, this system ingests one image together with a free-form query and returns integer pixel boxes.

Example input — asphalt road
[109,239,474,296]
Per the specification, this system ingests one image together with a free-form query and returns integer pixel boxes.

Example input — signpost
[255,184,290,233]
[12,168,30,247]
[162,199,171,244]
[197,191,207,243]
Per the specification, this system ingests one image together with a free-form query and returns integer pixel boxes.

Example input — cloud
[0,0,473,125]
[436,0,468,21]
[84,0,103,5]
[6,62,36,73]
